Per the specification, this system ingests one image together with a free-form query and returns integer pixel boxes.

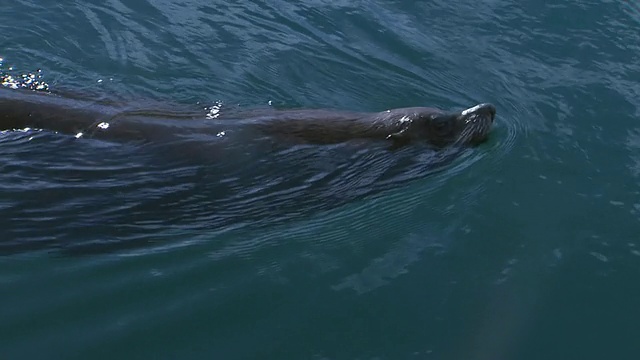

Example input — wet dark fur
[0,87,495,149]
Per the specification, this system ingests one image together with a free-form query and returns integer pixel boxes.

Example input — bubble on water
[1,59,50,91]
[206,100,223,119]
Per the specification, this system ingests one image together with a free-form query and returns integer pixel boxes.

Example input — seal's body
[0,87,495,149]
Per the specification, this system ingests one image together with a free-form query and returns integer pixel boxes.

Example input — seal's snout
[461,103,496,122]
[479,103,496,122]
[453,102,496,146]
[478,103,496,122]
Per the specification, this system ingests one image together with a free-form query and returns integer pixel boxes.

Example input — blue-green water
[2,1,640,359]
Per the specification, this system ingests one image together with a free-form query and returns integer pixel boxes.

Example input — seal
[237,104,495,149]
[0,86,495,149]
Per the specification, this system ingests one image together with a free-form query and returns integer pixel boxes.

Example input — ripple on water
[0,1,533,357]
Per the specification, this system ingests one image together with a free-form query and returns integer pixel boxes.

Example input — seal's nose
[478,103,496,121]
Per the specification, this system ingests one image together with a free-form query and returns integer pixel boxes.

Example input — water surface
[2,0,640,359]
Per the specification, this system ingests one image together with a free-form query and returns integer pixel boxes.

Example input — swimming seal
[240,104,495,149]
[0,87,495,149]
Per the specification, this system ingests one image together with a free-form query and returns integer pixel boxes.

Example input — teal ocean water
[2,1,640,359]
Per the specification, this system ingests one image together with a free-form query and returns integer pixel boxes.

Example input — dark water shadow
[0,120,483,257]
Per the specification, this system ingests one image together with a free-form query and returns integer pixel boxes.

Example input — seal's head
[398,103,496,148]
